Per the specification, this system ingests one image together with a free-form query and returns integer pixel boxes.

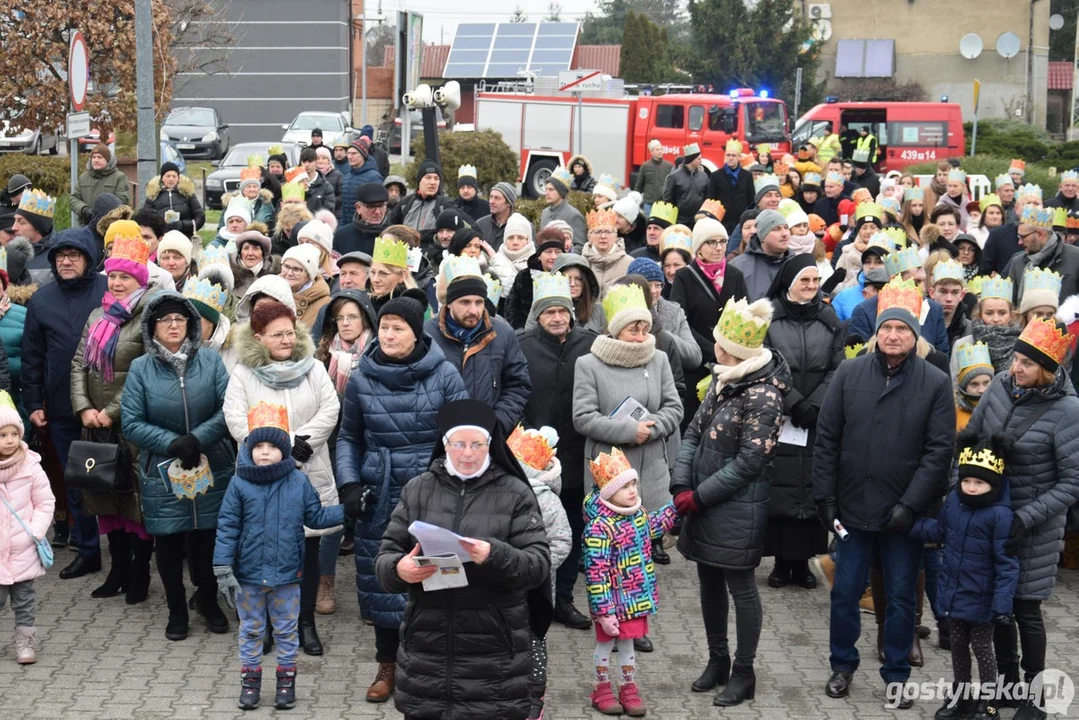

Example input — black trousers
[155,529,216,614]
[374,623,400,663]
[993,598,1046,681]
[555,484,585,600]
[299,536,320,615]
[696,563,762,671]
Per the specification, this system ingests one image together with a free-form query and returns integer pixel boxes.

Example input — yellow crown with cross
[182,276,229,315]
[18,189,55,218]
[648,201,678,226]
[533,271,571,302]
[372,236,409,268]
[602,283,648,324]
[958,445,1005,475]
[698,199,726,221]
[441,254,483,283]
[247,401,289,434]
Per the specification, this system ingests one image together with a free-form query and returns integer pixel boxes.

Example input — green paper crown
[372,236,409,268]
[602,283,648,326]
[714,297,769,351]
[649,201,678,226]
[441,254,482,283]
[881,226,909,249]
[281,183,305,202]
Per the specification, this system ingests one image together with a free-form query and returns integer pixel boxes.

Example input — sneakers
[619,682,648,717]
[238,667,261,710]
[316,575,336,615]
[275,666,296,710]
[590,682,623,715]
[14,626,36,664]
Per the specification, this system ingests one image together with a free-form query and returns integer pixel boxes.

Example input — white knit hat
[504,212,534,242]
[297,218,333,255]
[613,192,643,225]
[157,231,193,265]
[785,208,810,229]
[224,196,252,225]
[282,243,322,282]
[593,183,618,204]
[691,217,728,256]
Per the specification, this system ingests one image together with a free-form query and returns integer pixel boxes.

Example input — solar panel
[445,21,578,78]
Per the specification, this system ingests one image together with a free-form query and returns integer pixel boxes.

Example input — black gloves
[167,434,201,470]
[291,434,313,464]
[1005,519,1027,556]
[884,503,915,535]
[339,483,375,520]
[79,207,93,224]
[791,400,819,430]
[816,498,838,533]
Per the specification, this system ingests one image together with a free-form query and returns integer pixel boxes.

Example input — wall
[812,0,1049,127]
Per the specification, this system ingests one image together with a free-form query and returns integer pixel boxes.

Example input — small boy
[911,431,1019,720]
[213,402,357,710]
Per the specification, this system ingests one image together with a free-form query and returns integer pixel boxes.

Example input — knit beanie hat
[529,271,574,321]
[6,174,31,196]
[691,217,728,255]
[754,210,788,243]
[90,144,112,164]
[250,300,296,335]
[0,402,24,436]
[282,243,322,282]
[157,230,193,265]
[627,257,664,284]
[103,220,151,286]
[296,219,334,256]
[436,208,467,233]
[417,160,442,185]
[457,164,478,189]
[246,426,292,460]
[224,196,252,225]
[350,137,371,160]
[713,297,773,360]
[613,192,643,225]
[504,213,533,242]
[543,219,573,246]
[159,162,180,178]
[378,288,427,341]
[447,275,489,305]
[148,297,190,328]
[490,181,517,208]
[954,429,1011,508]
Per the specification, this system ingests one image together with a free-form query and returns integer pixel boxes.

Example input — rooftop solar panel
[445,21,578,78]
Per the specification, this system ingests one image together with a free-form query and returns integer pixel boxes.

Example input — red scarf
[695,257,726,296]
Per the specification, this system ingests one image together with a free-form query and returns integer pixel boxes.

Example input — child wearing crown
[583,447,680,717]
[952,275,1020,375]
[910,431,1018,720]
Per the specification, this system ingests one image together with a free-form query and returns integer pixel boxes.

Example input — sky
[362,0,604,44]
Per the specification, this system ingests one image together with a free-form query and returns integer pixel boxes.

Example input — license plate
[177,143,195,150]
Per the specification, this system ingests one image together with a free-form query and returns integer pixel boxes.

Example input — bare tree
[167,0,243,77]
[366,23,396,67]
[545,3,563,21]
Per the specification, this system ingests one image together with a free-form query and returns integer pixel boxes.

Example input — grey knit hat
[490,181,517,208]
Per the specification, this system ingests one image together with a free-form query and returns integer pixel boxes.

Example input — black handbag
[65,428,134,494]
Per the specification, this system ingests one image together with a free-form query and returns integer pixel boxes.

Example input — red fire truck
[474,84,792,197]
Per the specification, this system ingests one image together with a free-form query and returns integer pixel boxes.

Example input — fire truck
[474,80,792,197]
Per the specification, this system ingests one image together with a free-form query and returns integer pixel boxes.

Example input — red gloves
[674,491,699,516]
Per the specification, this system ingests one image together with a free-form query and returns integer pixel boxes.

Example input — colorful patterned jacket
[582,495,679,621]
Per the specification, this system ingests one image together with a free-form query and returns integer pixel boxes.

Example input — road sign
[559,70,603,93]
[69,30,89,112]
[67,112,91,139]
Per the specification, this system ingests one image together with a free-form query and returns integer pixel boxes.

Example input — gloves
[673,490,700,516]
[213,565,240,609]
[340,483,375,521]
[167,434,202,470]
[993,614,1014,626]
[291,434,313,464]
[598,616,620,637]
[79,206,93,224]
[791,400,819,430]
[1005,519,1027,556]
[816,498,838,533]
[884,503,915,535]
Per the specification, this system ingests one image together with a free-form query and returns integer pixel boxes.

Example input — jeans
[993,598,1046,681]
[50,415,99,556]
[922,546,944,623]
[319,530,343,577]
[0,580,36,626]
[696,564,762,671]
[236,583,300,668]
[555,484,585,600]
[830,526,922,683]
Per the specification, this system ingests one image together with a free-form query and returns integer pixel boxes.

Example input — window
[689,106,704,132]
[792,119,831,147]
[835,39,895,78]
[888,122,947,147]
[708,105,737,133]
[744,102,788,143]
[656,104,684,129]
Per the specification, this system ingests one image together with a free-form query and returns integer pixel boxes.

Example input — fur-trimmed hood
[568,154,593,177]
[6,283,37,306]
[145,174,197,200]
[94,205,134,239]
[233,317,315,369]
[139,291,203,359]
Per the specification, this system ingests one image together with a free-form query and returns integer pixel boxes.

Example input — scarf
[956,389,980,414]
[788,232,816,256]
[0,442,28,484]
[447,314,485,345]
[499,241,535,267]
[84,288,147,382]
[910,213,925,235]
[1017,235,1060,297]
[600,496,642,515]
[696,257,727,296]
[972,321,1022,373]
[930,178,948,197]
[724,165,740,186]
[153,338,194,379]
[711,350,772,394]
[963,262,979,283]
[251,355,317,390]
[328,330,370,395]
[444,453,491,480]
[590,334,656,368]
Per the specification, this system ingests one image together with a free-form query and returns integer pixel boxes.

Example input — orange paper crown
[239,166,262,183]
[1010,158,1026,171]
[284,166,307,184]
[247,401,289,434]
[876,277,923,320]
[507,425,556,471]
[110,233,151,266]
[740,153,756,169]
[587,209,618,231]
[1017,317,1070,368]
[773,161,790,177]
[698,198,726,221]
[588,447,636,489]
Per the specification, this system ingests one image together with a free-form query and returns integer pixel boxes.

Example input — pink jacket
[0,445,56,585]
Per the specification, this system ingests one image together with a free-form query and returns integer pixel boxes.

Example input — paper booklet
[609,396,649,421]
[408,521,473,591]
[413,553,469,591]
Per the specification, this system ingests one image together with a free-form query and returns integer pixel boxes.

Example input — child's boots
[238,666,261,710]
[14,626,36,664]
[619,682,648,716]
[591,682,623,715]
[276,666,297,709]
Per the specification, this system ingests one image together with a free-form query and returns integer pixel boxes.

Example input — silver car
[281,111,356,148]
[0,118,59,155]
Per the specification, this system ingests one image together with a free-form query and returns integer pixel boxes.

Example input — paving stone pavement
[1,547,1076,719]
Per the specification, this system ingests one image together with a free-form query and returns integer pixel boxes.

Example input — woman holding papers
[374,400,550,720]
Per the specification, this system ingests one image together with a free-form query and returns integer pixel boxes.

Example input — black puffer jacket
[671,353,790,569]
[374,457,549,720]
[764,297,844,520]
[141,175,205,237]
[662,166,709,226]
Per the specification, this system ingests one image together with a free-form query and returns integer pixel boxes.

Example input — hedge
[0,155,72,197]
[403,129,519,192]
[964,119,1052,163]
[514,191,596,229]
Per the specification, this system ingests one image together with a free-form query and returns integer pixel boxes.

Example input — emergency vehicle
[474,81,792,197]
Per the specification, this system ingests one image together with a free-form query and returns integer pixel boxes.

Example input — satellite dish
[811,20,833,43]
[996,32,1021,59]
[959,33,983,60]
[1051,13,1065,31]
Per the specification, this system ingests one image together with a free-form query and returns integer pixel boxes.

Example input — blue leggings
[236,583,300,668]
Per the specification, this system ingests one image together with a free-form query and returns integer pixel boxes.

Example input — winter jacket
[529,459,571,601]
[71,168,131,226]
[0,301,27,413]
[323,167,343,210]
[24,232,58,278]
[453,195,490,225]
[982,223,1020,276]
[569,155,597,193]
[374,457,549,720]
[848,295,951,355]
[505,265,540,331]
[120,293,235,536]
[292,275,332,327]
[707,165,755,234]
[1004,240,1079,305]
[337,158,384,223]
[854,167,881,198]
[830,275,866,321]
[21,229,108,420]
[229,253,280,303]
[671,353,790,569]
[669,261,750,367]
[217,190,276,229]
[583,495,679,620]
[388,191,453,233]
[212,447,345,588]
[729,236,791,301]
[581,240,634,294]
[764,298,844,521]
[911,486,1018,624]
[962,370,1079,599]
[936,193,971,231]
[476,213,508,250]
[304,170,336,215]
[425,310,532,434]
[0,445,55,585]
[222,322,341,538]
[142,175,205,237]
[635,157,674,205]
[813,351,955,532]
[337,338,469,628]
[573,336,684,510]
[654,297,703,371]
[333,215,386,257]
[540,202,587,254]
[662,165,709,227]
[1043,191,1079,212]
[518,325,597,490]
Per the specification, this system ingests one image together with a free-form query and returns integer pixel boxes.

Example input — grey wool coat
[962,369,1079,600]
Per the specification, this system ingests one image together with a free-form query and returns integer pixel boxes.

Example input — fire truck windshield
[744,101,787,144]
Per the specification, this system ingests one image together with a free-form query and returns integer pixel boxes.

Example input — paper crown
[587,209,618,231]
[550,166,573,187]
[182,275,229,315]
[166,457,214,500]
[932,259,966,285]
[284,167,307,184]
[372,235,409,268]
[484,275,502,305]
[247,401,289,434]
[457,164,477,180]
[533,271,571,302]
[877,277,923,320]
[851,147,871,163]
[199,244,229,271]
[648,200,679,226]
[660,230,693,256]
[725,138,743,153]
[1022,266,1062,298]
[902,185,924,202]
[588,447,636,490]
[698,198,726,221]
[0,247,6,273]
[1062,170,1079,182]
[17,189,55,218]
[773,161,790,177]
[803,172,822,187]
[883,246,922,278]
[110,233,151,267]
[239,166,262,183]
[1017,183,1042,200]
[247,154,265,169]
[777,198,800,218]
[1010,159,1026,172]
[507,425,558,471]
[754,174,780,195]
[595,173,620,192]
[880,197,901,216]
[978,276,1014,301]
[881,226,909,249]
[1017,317,1070,367]
[979,193,1002,213]
[267,144,284,157]
[684,142,700,156]
[825,171,845,185]
[741,153,757,170]
[1020,205,1055,229]
[1068,211,1079,230]
[948,168,967,183]
[844,342,866,360]
[955,341,993,375]
[602,283,648,326]
[864,231,897,255]
[441,254,483,283]
[281,183,306,202]
[1053,207,1068,229]
[714,297,769,351]
[756,143,771,155]
[995,174,1015,189]
[854,202,883,224]
[958,444,1006,476]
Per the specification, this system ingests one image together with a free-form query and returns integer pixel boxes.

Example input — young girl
[911,432,1018,720]
[584,447,680,717]
[0,401,55,665]
[952,277,1019,375]
[213,402,352,711]
[953,342,994,431]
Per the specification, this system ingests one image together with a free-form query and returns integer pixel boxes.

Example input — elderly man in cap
[663,142,709,226]
[425,269,532,434]
[540,168,587,253]
[334,182,389,256]
[994,174,1019,224]
[337,138,383,224]
[729,209,791,300]
[476,181,517,250]
[71,145,130,227]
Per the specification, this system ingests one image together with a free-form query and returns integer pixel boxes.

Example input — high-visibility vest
[817,133,841,164]
[856,134,878,163]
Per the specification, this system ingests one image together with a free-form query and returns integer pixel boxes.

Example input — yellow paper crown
[648,201,678,226]
[714,297,770,351]
[588,446,636,489]
[441,254,483,283]
[602,283,648,326]
[507,425,557,471]
[725,138,743,154]
[247,154,265,169]
[281,183,306,202]
[698,199,726,221]
[17,189,55,219]
[844,342,866,360]
[757,143,771,155]
[182,276,229,315]
[660,228,693,256]
[199,244,229,271]
[485,275,502,305]
[267,144,284,157]
[876,277,923,320]
[533,272,571,302]
[980,193,1002,213]
[372,235,409,268]
[1017,317,1071,367]
[239,166,262,183]
[587,209,618,231]
[881,226,909,249]
[247,401,289,434]
[854,201,883,224]
[958,445,1005,475]
[110,232,151,267]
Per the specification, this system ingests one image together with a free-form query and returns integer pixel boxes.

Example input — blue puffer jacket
[912,485,1019,624]
[337,157,383,223]
[336,337,469,628]
[120,293,236,536]
[0,301,27,414]
[213,445,345,588]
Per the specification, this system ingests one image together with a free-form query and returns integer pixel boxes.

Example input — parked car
[0,118,59,155]
[280,111,356,147]
[160,142,187,176]
[78,128,117,150]
[204,142,302,209]
[160,106,230,160]
[380,107,446,153]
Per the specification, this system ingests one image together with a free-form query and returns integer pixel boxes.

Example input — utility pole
[134,0,157,196]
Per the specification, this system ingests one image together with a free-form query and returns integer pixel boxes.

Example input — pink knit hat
[0,403,24,435]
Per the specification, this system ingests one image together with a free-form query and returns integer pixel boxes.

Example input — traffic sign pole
[558,71,602,157]
[68,31,88,226]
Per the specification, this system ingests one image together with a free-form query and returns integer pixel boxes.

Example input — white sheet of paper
[415,553,469,591]
[408,520,472,561]
[778,415,809,447]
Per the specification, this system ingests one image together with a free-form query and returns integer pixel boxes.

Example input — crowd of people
[0,128,1077,720]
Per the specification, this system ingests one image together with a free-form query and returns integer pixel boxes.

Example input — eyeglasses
[701,239,727,248]
[447,441,489,452]
[360,203,387,211]
[55,250,83,263]
[590,229,615,237]
[263,331,296,342]
[280,264,306,276]
[155,315,187,327]
[334,314,363,325]
[369,269,397,280]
